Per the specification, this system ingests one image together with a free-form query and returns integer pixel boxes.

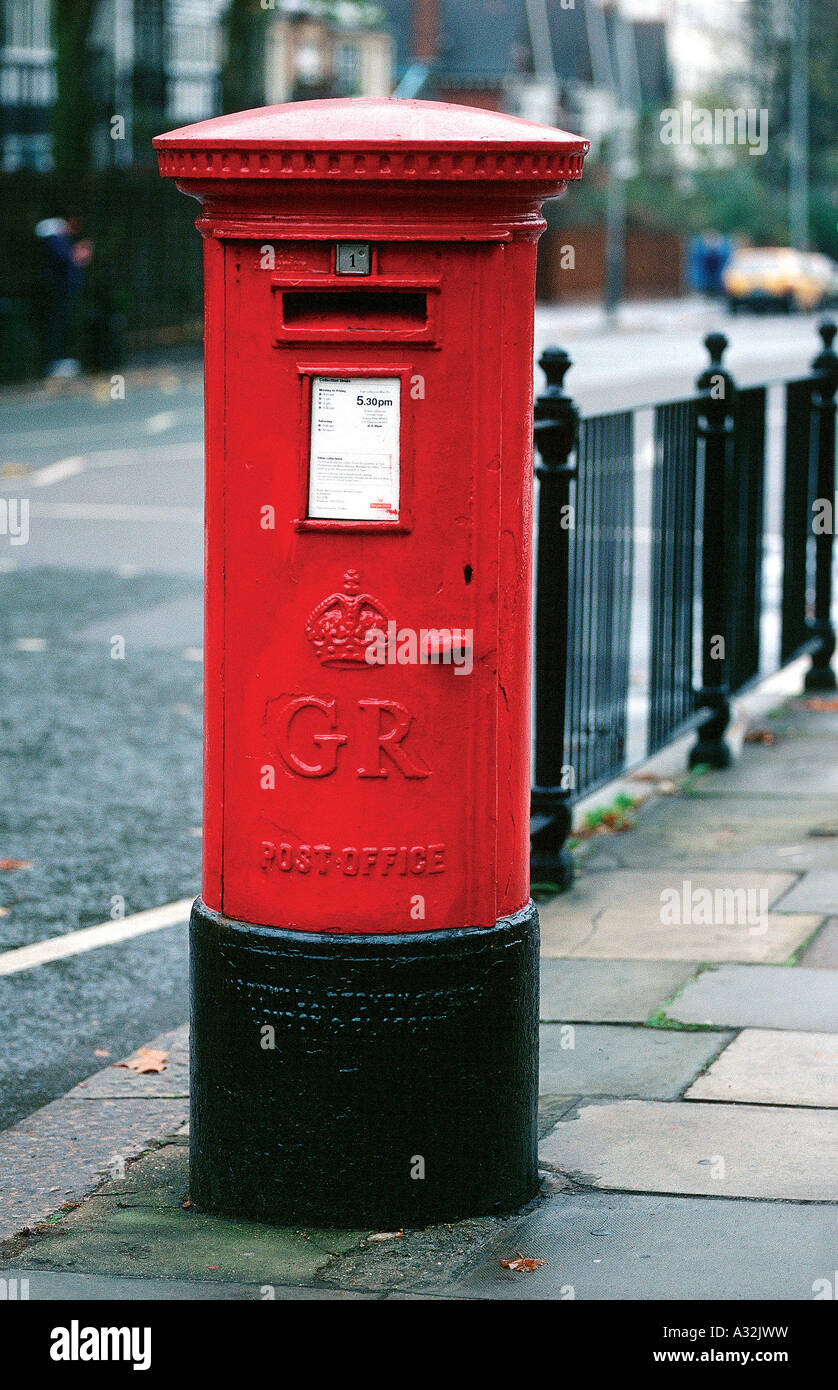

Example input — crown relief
[305,570,392,667]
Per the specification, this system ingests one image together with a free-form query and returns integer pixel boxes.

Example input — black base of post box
[188,898,539,1229]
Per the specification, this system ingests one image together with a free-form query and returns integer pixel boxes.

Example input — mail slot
[273,277,439,343]
[282,287,428,327]
[155,97,588,1228]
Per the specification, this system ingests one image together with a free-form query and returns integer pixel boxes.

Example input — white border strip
[0,899,193,976]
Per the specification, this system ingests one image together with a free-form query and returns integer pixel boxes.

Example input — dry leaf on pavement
[114,1048,168,1074]
[500,1251,548,1273]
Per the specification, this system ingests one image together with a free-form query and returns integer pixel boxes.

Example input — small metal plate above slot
[335,242,371,275]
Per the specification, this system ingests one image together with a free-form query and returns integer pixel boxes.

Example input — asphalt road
[0,301,830,1130]
[0,370,204,1127]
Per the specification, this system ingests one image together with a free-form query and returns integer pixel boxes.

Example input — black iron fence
[531,319,838,885]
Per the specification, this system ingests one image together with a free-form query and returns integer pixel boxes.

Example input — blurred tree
[51,0,98,185]
[746,0,838,250]
[132,0,168,167]
[747,0,837,171]
[222,0,266,114]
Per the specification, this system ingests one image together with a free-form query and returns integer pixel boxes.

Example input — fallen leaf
[114,1048,168,1074]
[0,907,8,918]
[500,1251,548,1273]
[182,1197,195,1209]
[744,728,777,745]
[93,1049,110,1058]
[0,858,33,871]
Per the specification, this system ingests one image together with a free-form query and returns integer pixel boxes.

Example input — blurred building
[0,0,226,171]
[620,0,752,105]
[381,0,672,143]
[0,0,755,174]
[264,3,394,105]
[0,0,54,170]
[0,0,394,173]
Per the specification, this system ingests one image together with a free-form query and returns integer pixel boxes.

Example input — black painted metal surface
[531,348,578,887]
[649,397,699,755]
[189,899,540,1228]
[804,322,838,691]
[568,408,635,796]
[781,376,818,667]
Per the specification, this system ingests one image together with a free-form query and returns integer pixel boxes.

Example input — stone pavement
[2,695,838,1299]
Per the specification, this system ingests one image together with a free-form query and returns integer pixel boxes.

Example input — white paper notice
[308,376,400,521]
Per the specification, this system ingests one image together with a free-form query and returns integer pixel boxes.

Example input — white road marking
[31,502,202,523]
[0,899,193,976]
[145,411,177,435]
[29,456,85,487]
[0,442,203,495]
[13,637,48,652]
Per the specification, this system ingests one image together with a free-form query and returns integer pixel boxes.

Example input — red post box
[155,98,587,1227]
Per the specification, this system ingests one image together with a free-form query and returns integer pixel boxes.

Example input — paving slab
[686,1030,838,1107]
[537,1096,579,1139]
[8,1143,368,1285]
[540,870,816,962]
[539,1099,838,1200]
[772,871,838,915]
[665,963,838,1031]
[0,1097,188,1243]
[441,1191,838,1301]
[696,739,838,796]
[800,919,838,968]
[539,1024,730,1099]
[66,1024,189,1099]
[765,705,838,739]
[588,794,838,874]
[0,1269,377,1300]
[0,1025,191,1241]
[540,958,695,1023]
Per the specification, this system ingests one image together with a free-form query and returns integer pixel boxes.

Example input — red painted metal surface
[155,98,588,933]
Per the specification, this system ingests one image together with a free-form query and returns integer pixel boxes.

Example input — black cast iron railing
[531,319,838,883]
[648,397,698,756]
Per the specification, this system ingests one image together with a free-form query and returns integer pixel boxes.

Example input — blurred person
[34,216,93,378]
[687,230,732,299]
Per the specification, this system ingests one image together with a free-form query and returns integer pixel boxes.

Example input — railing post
[804,319,838,692]
[531,347,577,887]
[690,331,735,769]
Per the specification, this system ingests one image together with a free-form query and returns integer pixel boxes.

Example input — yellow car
[723,247,835,313]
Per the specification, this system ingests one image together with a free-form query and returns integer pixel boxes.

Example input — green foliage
[51,0,98,186]
[222,0,266,115]
[531,882,563,902]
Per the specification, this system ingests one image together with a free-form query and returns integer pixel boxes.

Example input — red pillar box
[155,98,587,1228]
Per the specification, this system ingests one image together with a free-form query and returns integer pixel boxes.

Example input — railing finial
[704,330,729,367]
[814,319,838,378]
[538,346,573,395]
[817,318,837,352]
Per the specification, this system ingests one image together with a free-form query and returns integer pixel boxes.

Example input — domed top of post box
[154,96,588,187]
